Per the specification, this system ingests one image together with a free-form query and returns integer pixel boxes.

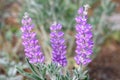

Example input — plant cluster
[21,0,116,59]
[17,5,93,80]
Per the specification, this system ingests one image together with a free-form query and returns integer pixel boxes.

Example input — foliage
[0,52,24,80]
[17,58,89,80]
[90,0,116,45]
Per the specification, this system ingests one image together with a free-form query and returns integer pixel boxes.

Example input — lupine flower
[50,23,67,67]
[21,12,44,64]
[74,5,93,65]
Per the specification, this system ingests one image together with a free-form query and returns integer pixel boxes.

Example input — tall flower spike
[50,23,67,67]
[21,12,44,64]
[74,5,93,65]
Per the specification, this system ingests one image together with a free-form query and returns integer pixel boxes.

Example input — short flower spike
[50,23,67,67]
[21,12,44,64]
[74,5,94,65]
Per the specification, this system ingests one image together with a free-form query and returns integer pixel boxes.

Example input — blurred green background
[0,0,120,80]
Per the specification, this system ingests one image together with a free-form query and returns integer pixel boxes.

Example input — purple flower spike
[50,23,67,67]
[74,5,93,65]
[21,12,44,64]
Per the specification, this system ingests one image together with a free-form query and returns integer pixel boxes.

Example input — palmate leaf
[16,67,42,80]
[16,58,46,80]
[47,62,61,75]
[61,75,72,80]
[37,64,47,78]
[73,66,89,80]
[25,58,46,80]
[25,58,38,75]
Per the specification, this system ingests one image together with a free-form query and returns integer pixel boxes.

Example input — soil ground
[89,40,120,80]
[89,0,120,79]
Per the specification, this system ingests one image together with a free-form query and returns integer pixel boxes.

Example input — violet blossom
[74,5,94,65]
[21,12,44,64]
[50,23,67,67]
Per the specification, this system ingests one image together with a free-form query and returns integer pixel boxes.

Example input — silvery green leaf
[83,70,88,75]
[0,58,9,65]
[16,67,42,80]
[8,67,17,76]
[25,58,39,75]
[7,75,23,80]
[36,64,47,79]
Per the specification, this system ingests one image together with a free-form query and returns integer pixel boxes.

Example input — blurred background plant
[0,0,120,80]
